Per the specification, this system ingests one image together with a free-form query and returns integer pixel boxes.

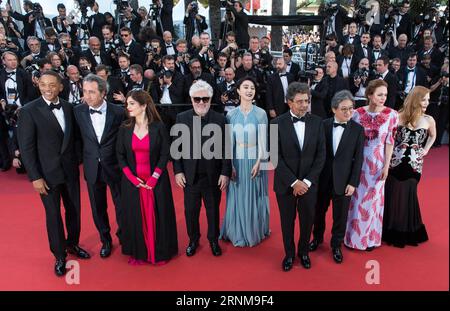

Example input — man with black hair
[227,1,249,49]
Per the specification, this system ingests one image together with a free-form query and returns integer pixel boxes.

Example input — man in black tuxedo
[392,0,412,38]
[310,90,364,263]
[17,71,90,277]
[373,56,398,109]
[173,80,231,257]
[119,27,145,66]
[183,1,208,42]
[283,48,300,80]
[267,58,295,119]
[182,58,217,108]
[418,36,444,68]
[325,61,350,117]
[342,22,361,46]
[388,34,412,66]
[397,53,428,99]
[74,74,125,257]
[227,1,250,50]
[271,82,326,271]
[87,2,106,41]
[95,65,126,106]
[369,35,389,65]
[6,0,34,39]
[354,32,372,64]
[80,37,111,69]
[153,0,175,38]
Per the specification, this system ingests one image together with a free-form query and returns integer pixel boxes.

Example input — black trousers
[39,179,81,259]
[184,174,221,243]
[313,184,351,248]
[86,164,122,244]
[276,187,317,258]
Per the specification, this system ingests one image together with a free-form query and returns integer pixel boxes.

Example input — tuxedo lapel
[60,100,72,154]
[284,113,302,154]
[100,104,113,144]
[335,121,352,157]
[82,105,99,145]
[302,114,311,152]
[37,98,64,139]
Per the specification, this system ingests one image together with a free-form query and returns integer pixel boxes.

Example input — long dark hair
[123,90,162,128]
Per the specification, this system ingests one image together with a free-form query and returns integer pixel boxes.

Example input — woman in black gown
[383,86,437,247]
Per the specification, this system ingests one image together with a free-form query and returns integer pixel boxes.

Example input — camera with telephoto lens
[157,69,174,80]
[354,68,369,80]
[113,0,129,11]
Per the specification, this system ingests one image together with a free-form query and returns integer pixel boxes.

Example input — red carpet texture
[0,147,448,291]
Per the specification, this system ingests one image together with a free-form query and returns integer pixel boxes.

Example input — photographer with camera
[184,1,207,42]
[308,66,329,118]
[418,36,444,68]
[174,39,189,75]
[195,32,217,72]
[119,26,145,66]
[26,3,53,41]
[52,3,76,36]
[0,32,20,56]
[149,0,175,38]
[385,1,411,38]
[349,58,371,108]
[0,7,21,41]
[6,0,35,40]
[226,1,249,50]
[212,52,228,85]
[219,31,238,56]
[20,36,45,69]
[60,65,83,106]
[87,1,106,40]
[143,38,163,72]
[57,32,81,67]
[217,67,238,115]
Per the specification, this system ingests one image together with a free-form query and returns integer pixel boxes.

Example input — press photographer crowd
[0,0,448,277]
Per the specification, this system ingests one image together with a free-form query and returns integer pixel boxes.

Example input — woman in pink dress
[345,80,399,251]
[116,90,178,264]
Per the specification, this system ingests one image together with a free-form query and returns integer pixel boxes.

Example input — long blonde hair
[399,86,430,128]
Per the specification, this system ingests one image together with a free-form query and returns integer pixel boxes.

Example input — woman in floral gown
[344,80,398,251]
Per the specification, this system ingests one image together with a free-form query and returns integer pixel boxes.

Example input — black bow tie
[292,116,305,123]
[373,49,381,53]
[407,68,415,73]
[6,71,16,76]
[362,45,368,49]
[49,103,62,110]
[334,122,347,128]
[279,73,287,77]
[166,45,172,48]
[90,109,102,115]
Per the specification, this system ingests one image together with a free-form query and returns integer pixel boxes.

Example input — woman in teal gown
[220,76,270,247]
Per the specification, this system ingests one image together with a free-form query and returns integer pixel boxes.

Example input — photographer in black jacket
[226,1,249,50]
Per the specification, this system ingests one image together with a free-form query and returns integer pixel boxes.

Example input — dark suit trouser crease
[184,175,221,243]
[86,164,122,244]
[40,180,81,259]
[276,188,317,258]
[313,184,351,248]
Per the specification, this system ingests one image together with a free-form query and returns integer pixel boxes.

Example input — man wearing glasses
[119,27,145,66]
[309,90,364,264]
[172,80,231,258]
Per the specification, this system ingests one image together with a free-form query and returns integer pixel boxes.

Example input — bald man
[162,31,176,56]
[60,65,83,105]
[80,36,112,68]
[324,62,349,117]
[388,34,413,66]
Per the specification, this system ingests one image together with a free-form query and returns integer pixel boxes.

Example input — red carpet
[0,147,448,291]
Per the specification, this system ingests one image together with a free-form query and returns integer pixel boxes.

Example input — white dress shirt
[342,57,352,79]
[160,84,172,104]
[5,70,21,106]
[165,43,175,55]
[332,118,346,155]
[92,50,102,64]
[89,101,107,143]
[405,67,416,94]
[43,96,65,133]
[289,111,311,188]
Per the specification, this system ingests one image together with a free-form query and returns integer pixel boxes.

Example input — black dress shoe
[332,247,343,263]
[282,257,294,272]
[308,239,322,252]
[100,242,112,258]
[210,241,222,256]
[300,255,311,269]
[54,258,66,277]
[186,241,199,257]
[67,245,91,259]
